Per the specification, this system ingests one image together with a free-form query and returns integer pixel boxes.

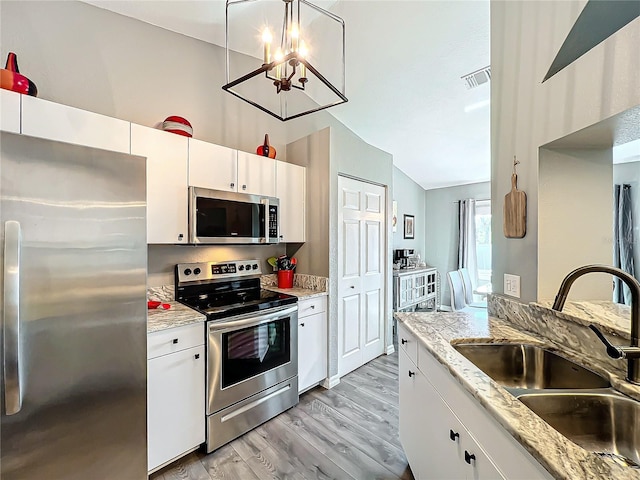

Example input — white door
[338,176,386,377]
[188,138,237,192]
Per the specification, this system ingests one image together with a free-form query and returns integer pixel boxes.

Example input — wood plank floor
[150,352,414,480]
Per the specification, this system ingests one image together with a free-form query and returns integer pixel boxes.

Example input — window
[475,200,492,288]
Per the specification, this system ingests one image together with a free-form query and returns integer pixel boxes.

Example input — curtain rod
[453,198,491,204]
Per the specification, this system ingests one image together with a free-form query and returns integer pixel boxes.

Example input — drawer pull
[408,370,415,378]
[401,338,408,345]
[172,339,179,344]
[449,430,459,441]
[464,451,476,465]
[195,354,200,359]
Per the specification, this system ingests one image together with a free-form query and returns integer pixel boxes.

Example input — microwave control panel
[268,205,278,239]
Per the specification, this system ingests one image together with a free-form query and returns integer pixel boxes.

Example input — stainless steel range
[175,260,299,452]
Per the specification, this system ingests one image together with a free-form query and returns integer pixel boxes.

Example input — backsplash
[488,294,629,378]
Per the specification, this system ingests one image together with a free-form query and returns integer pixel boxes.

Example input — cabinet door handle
[401,338,408,345]
[464,451,476,465]
[300,322,305,327]
[449,430,459,441]
[230,182,235,189]
[195,354,200,359]
[350,285,355,289]
[242,184,247,190]
[172,338,179,344]
[310,305,315,309]
[178,233,184,241]
[408,370,415,377]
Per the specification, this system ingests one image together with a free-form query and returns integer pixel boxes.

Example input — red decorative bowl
[162,116,193,137]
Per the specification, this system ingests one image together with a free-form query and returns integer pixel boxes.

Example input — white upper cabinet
[188,139,237,192]
[21,95,130,153]
[276,161,306,243]
[131,124,188,244]
[237,151,276,197]
[0,89,21,133]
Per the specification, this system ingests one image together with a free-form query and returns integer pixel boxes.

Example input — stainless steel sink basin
[452,343,610,389]
[519,392,640,468]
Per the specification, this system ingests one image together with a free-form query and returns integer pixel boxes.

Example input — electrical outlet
[504,274,521,298]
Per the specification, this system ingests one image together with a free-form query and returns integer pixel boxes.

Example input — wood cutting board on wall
[504,172,527,238]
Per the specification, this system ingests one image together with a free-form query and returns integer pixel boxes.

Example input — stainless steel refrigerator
[1,132,148,479]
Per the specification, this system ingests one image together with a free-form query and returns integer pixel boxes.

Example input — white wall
[614,161,640,281]
[424,181,491,307]
[538,149,613,301]
[392,166,426,254]
[491,0,640,302]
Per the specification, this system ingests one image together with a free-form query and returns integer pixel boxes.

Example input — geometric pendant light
[222,0,347,121]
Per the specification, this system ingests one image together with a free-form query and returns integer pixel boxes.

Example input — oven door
[189,187,279,244]
[207,304,298,414]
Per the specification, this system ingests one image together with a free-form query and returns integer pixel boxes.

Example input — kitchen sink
[452,343,610,389]
[518,392,640,468]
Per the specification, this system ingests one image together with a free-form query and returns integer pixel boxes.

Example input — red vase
[256,134,277,159]
[0,52,37,96]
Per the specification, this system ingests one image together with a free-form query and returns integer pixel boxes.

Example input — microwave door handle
[262,198,270,243]
[3,220,22,415]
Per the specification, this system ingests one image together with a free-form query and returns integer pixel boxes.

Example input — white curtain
[614,184,635,305]
[457,199,478,288]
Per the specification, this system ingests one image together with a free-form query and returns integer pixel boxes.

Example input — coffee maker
[394,249,414,269]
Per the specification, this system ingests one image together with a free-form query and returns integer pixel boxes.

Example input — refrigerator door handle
[3,220,22,415]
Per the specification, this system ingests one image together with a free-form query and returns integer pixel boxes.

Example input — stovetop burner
[175,260,297,321]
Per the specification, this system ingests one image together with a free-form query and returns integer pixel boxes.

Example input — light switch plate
[504,274,521,298]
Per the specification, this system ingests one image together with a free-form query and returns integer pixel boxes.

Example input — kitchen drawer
[298,296,327,318]
[148,323,205,360]
[397,323,417,366]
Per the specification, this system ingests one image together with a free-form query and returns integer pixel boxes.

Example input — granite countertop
[263,286,328,299]
[395,311,640,480]
[147,301,206,334]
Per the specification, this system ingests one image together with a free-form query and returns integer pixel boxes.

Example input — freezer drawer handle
[3,221,22,415]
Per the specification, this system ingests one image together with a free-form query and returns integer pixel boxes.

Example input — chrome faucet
[551,264,640,385]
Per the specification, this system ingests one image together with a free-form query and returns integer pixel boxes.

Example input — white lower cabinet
[297,296,327,393]
[398,328,552,480]
[148,323,205,473]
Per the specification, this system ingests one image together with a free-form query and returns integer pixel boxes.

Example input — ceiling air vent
[461,66,491,89]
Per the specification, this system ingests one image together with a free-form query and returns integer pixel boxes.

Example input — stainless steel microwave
[188,187,280,244]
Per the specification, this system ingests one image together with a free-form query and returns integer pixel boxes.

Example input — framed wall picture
[404,214,415,239]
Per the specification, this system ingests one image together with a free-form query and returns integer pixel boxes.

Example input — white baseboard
[321,374,341,389]
[385,344,395,355]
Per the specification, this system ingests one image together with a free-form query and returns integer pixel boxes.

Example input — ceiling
[84,0,491,190]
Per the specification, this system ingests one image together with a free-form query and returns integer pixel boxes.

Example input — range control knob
[239,265,245,271]
[184,268,192,276]
[194,268,201,275]
[252,264,259,270]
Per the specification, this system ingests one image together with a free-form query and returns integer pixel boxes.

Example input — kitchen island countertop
[395,311,640,480]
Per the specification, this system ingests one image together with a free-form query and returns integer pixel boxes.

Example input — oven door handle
[208,305,298,332]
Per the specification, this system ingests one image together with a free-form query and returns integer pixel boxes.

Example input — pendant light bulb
[262,28,272,64]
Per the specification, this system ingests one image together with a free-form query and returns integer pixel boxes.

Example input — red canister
[277,270,294,289]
